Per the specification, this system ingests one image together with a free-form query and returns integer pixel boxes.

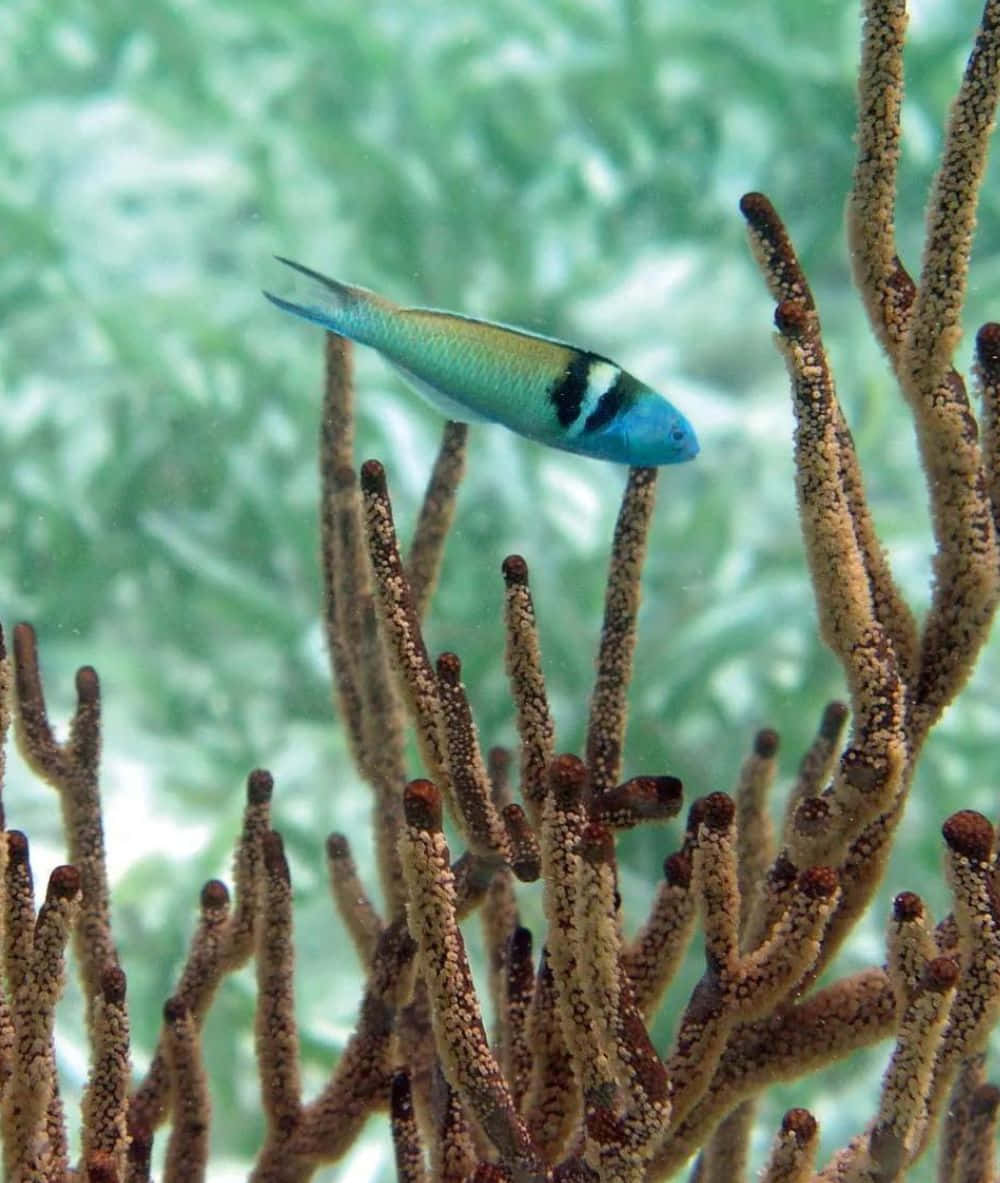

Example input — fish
[263,258,699,466]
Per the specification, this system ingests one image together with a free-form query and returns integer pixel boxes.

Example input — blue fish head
[587,389,699,466]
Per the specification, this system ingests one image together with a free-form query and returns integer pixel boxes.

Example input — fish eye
[671,427,686,442]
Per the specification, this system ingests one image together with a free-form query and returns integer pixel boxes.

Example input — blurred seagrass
[1,2,998,1183]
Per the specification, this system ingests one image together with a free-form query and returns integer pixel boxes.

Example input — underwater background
[2,0,999,1177]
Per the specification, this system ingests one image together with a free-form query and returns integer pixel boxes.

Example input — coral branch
[130,769,272,1136]
[436,651,511,861]
[903,0,1000,404]
[289,917,414,1163]
[82,966,131,1177]
[623,849,695,1018]
[585,466,658,798]
[502,555,555,820]
[325,832,383,966]
[390,1071,428,1183]
[2,855,80,1180]
[361,461,452,806]
[847,0,911,363]
[407,420,468,621]
[975,321,1000,537]
[760,1109,819,1183]
[521,950,576,1162]
[12,625,117,1023]
[162,998,209,1183]
[399,780,545,1182]
[255,831,302,1141]
[734,727,778,939]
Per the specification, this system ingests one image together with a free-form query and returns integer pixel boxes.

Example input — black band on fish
[548,351,595,427]
[583,368,629,434]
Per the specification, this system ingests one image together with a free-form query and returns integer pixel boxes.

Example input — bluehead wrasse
[264,258,699,466]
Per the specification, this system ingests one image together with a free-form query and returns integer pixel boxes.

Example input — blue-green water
[2,0,998,1178]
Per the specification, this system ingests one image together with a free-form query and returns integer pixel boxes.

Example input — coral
[1,0,1000,1180]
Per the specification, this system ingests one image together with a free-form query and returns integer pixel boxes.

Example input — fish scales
[386,308,620,437]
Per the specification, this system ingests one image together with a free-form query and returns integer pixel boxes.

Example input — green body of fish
[264,259,699,466]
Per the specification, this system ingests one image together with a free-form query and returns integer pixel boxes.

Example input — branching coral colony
[2,1,1000,1181]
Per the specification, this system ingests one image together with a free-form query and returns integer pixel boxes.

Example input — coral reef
[1,0,1000,1179]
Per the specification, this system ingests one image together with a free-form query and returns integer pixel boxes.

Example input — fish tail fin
[263,257,395,343]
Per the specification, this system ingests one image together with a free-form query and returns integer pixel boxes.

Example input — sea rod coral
[2,0,1000,1179]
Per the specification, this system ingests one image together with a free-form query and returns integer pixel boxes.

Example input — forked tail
[263,257,394,343]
